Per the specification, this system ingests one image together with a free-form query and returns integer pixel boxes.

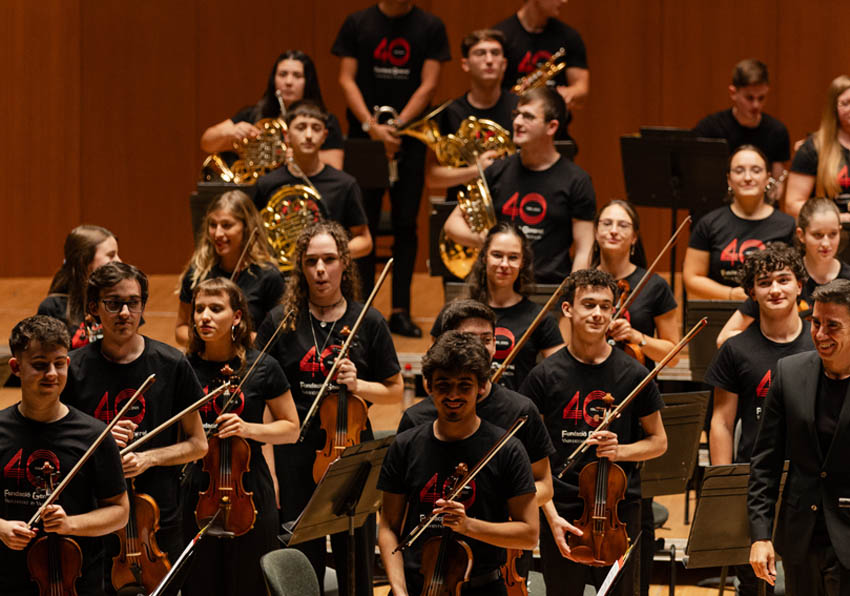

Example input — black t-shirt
[179,263,284,330]
[815,373,849,457]
[397,383,555,464]
[252,164,369,233]
[705,322,814,463]
[688,206,796,287]
[790,136,850,197]
[37,294,95,349]
[693,109,790,164]
[256,301,400,462]
[487,154,596,283]
[617,267,677,338]
[0,406,126,595]
[232,106,344,152]
[331,4,451,134]
[378,420,535,593]
[186,349,290,495]
[492,14,587,91]
[738,260,850,318]
[62,337,204,528]
[520,347,664,509]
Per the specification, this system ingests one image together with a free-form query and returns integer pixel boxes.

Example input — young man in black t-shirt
[61,262,207,570]
[520,269,667,595]
[1,316,128,596]
[333,0,451,337]
[444,86,596,283]
[707,245,813,595]
[379,331,538,596]
[694,59,790,200]
[254,101,372,258]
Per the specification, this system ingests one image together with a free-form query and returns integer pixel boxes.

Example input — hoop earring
[231,325,237,342]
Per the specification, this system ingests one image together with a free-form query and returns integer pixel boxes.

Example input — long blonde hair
[181,190,276,290]
[814,75,850,198]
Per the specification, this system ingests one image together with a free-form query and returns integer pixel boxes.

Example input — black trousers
[785,543,850,596]
[357,136,426,312]
[539,500,641,596]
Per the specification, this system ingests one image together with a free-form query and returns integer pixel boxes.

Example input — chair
[261,548,320,596]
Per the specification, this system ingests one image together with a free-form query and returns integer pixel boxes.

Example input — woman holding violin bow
[181,278,300,596]
[0,315,129,595]
[255,220,402,596]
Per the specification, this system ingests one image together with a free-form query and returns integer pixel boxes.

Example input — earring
[727,185,733,195]
[231,325,237,342]
[630,244,635,256]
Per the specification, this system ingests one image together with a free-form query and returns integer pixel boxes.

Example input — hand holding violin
[122,451,154,478]
[586,430,619,461]
[334,357,359,393]
[607,318,642,346]
[215,412,251,439]
[434,498,471,535]
[41,504,75,535]
[546,512,584,560]
[0,518,37,550]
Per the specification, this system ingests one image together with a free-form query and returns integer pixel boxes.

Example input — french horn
[261,183,324,271]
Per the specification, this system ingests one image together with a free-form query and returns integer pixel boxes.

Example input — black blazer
[748,351,850,566]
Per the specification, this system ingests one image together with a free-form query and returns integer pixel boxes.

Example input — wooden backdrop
[3,0,849,277]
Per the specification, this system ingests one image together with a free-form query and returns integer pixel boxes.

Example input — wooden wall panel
[5,1,850,278]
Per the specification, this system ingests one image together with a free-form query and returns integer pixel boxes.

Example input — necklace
[310,313,339,367]
[310,297,346,326]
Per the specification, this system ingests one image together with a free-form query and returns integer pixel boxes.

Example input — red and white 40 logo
[501,192,547,225]
[373,37,410,66]
[562,389,610,428]
[720,238,765,264]
[93,388,146,425]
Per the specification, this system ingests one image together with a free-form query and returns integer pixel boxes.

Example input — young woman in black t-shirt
[462,222,564,390]
[684,145,796,299]
[175,190,284,346]
[200,50,344,169]
[181,278,299,596]
[37,225,121,348]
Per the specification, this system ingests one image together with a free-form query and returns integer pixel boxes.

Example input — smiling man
[749,277,850,594]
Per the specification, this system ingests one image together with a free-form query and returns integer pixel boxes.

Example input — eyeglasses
[598,219,633,231]
[101,298,143,313]
[512,109,538,122]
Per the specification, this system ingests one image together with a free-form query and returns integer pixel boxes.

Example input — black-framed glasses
[101,298,143,313]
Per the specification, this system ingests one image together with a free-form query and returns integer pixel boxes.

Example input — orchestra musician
[693,59,790,201]
[441,223,564,391]
[683,145,795,300]
[379,330,540,596]
[38,225,121,348]
[256,221,402,596]
[175,190,284,347]
[717,198,850,346]
[520,269,667,595]
[443,86,596,284]
[200,50,344,169]
[784,75,850,223]
[749,278,850,594]
[252,100,373,258]
[332,0,451,337]
[0,315,129,595]
[706,244,813,595]
[62,262,208,567]
[181,278,299,596]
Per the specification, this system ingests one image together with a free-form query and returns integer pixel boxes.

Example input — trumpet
[371,101,451,184]
[512,47,566,94]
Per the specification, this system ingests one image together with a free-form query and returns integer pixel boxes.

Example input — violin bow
[557,317,707,479]
[393,416,527,553]
[490,275,569,384]
[27,374,156,527]
[148,508,221,596]
[230,227,259,282]
[298,258,394,442]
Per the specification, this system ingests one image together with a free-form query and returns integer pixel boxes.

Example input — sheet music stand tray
[641,391,709,498]
[620,129,728,293]
[279,436,393,596]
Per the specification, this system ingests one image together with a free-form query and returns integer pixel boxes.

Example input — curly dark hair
[590,200,647,269]
[280,221,361,331]
[86,262,149,316]
[10,315,70,357]
[465,222,535,302]
[187,278,254,374]
[562,269,619,305]
[812,278,850,311]
[433,299,496,337]
[738,242,807,294]
[422,330,491,386]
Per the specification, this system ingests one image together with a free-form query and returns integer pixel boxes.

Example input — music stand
[641,391,709,498]
[279,436,393,596]
[685,300,742,383]
[620,128,728,294]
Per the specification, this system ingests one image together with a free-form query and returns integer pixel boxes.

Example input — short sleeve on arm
[790,137,818,176]
[425,17,451,62]
[563,27,587,69]
[571,173,597,221]
[92,434,128,500]
[331,15,358,58]
[688,216,712,251]
[704,342,741,395]
[322,113,345,151]
[179,270,194,304]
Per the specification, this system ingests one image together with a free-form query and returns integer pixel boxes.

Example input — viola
[27,462,82,596]
[501,549,527,596]
[111,478,171,593]
[609,279,645,366]
[567,394,629,567]
[313,326,369,483]
[419,463,473,596]
[195,365,256,537]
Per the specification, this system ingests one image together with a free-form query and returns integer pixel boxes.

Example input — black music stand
[279,437,393,596]
[620,128,728,294]
[685,300,742,383]
[641,391,709,498]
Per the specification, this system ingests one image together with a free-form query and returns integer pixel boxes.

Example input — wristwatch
[361,119,372,133]
[639,334,648,347]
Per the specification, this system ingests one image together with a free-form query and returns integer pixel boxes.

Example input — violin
[609,279,645,366]
[501,549,527,596]
[568,394,629,567]
[313,325,369,483]
[27,462,83,596]
[195,365,257,537]
[111,478,171,592]
[419,463,473,596]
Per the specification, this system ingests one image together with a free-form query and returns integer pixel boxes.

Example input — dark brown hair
[812,278,850,311]
[187,278,254,373]
[738,242,807,294]
[465,222,535,302]
[87,262,149,315]
[460,29,506,58]
[590,200,647,269]
[422,330,491,386]
[10,315,70,357]
[517,86,567,128]
[562,269,619,305]
[731,59,769,88]
[433,299,497,337]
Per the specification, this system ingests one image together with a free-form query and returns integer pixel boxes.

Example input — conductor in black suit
[748,278,850,594]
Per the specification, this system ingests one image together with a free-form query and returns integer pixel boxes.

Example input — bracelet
[639,333,648,347]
